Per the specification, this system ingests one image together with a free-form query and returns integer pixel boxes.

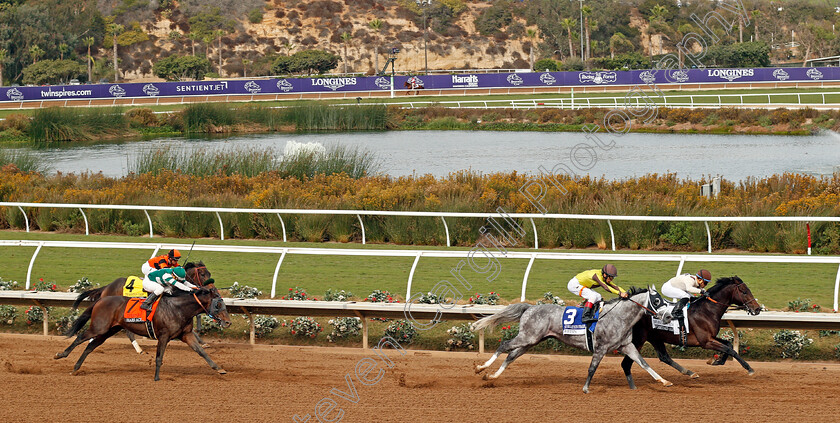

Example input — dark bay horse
[472,287,674,393]
[621,276,761,386]
[56,284,231,381]
[71,261,212,353]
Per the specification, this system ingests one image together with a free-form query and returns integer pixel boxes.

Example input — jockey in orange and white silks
[140,267,196,310]
[662,269,711,319]
[567,264,627,324]
[141,249,181,276]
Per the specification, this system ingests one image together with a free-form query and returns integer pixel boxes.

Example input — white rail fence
[3,239,840,312]
[2,202,837,255]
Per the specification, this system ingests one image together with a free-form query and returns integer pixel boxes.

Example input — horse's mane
[706,276,742,296]
[604,286,647,305]
[183,261,204,271]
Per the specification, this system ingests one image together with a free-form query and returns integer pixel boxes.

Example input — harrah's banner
[2,67,838,102]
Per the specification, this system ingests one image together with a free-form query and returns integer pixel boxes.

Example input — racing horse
[621,276,761,385]
[56,283,231,381]
[71,261,212,353]
[404,78,424,95]
[471,287,674,393]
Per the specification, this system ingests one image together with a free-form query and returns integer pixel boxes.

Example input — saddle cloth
[123,297,160,323]
[651,304,690,334]
[561,306,599,336]
[122,276,147,298]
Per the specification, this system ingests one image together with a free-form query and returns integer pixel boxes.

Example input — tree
[0,49,6,87]
[560,18,576,58]
[83,36,95,83]
[272,50,340,75]
[340,32,352,74]
[582,5,592,60]
[153,55,213,81]
[533,57,558,71]
[187,32,200,56]
[29,45,44,64]
[609,33,633,59]
[368,19,383,73]
[752,10,761,42]
[705,42,770,68]
[107,23,124,82]
[526,28,538,70]
[22,59,85,85]
[242,58,251,78]
[58,43,69,61]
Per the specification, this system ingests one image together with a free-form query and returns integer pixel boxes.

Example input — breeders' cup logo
[665,69,689,83]
[311,77,357,91]
[639,71,656,84]
[6,88,24,101]
[539,73,556,85]
[244,81,262,94]
[807,68,824,80]
[579,71,617,84]
[772,69,790,81]
[108,85,126,97]
[276,79,294,92]
[142,84,160,96]
[506,74,524,86]
[374,76,391,89]
[707,68,754,82]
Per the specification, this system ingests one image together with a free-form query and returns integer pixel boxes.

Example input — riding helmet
[169,249,181,260]
[696,269,712,283]
[602,264,618,278]
[172,267,187,281]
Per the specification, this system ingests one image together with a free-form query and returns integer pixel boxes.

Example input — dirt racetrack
[2,333,839,423]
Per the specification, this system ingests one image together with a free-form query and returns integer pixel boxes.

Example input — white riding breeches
[141,262,154,276]
[568,277,602,304]
[142,278,165,296]
[661,281,692,301]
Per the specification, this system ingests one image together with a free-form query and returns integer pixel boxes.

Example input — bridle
[186,265,208,287]
[702,279,760,316]
[192,289,224,323]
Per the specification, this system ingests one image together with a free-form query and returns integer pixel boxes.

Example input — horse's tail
[72,287,104,310]
[65,306,93,337]
[471,303,532,333]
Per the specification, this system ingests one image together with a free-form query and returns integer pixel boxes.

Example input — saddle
[648,289,691,345]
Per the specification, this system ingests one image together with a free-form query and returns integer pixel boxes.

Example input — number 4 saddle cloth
[124,297,160,323]
[122,276,147,298]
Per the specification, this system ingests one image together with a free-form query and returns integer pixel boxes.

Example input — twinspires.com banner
[2,67,837,102]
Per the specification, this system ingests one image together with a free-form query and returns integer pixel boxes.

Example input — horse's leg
[72,327,121,373]
[125,331,143,354]
[650,339,698,378]
[618,344,672,389]
[703,337,754,375]
[485,345,532,380]
[475,349,503,374]
[582,350,607,394]
[708,338,733,365]
[55,331,90,359]
[621,328,648,389]
[181,331,226,375]
[154,336,171,381]
[483,332,540,380]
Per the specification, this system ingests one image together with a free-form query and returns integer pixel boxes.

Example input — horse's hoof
[201,344,210,349]
[690,373,700,379]
[661,379,673,387]
[747,370,756,376]
[54,353,64,360]
[475,366,484,374]
[582,387,590,394]
[217,369,227,375]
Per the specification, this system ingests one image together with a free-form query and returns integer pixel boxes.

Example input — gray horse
[471,287,673,393]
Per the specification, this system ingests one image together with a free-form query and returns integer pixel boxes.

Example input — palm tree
[340,31,352,74]
[752,10,761,41]
[29,45,44,64]
[560,18,576,58]
[368,19,383,73]
[242,59,251,78]
[59,43,69,61]
[215,29,226,75]
[609,32,631,59]
[526,28,538,70]
[83,36,95,82]
[581,5,592,60]
[107,23,124,82]
[0,48,6,87]
[187,32,199,56]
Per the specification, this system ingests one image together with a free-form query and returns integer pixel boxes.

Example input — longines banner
[2,67,838,102]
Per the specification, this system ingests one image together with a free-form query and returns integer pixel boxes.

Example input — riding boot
[581,302,597,324]
[671,297,689,319]
[140,293,159,311]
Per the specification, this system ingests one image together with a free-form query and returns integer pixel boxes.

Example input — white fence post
[521,253,537,302]
[834,263,840,312]
[276,213,287,242]
[357,214,366,245]
[215,211,224,240]
[704,221,712,253]
[143,209,154,238]
[530,218,538,249]
[607,219,616,251]
[440,216,451,247]
[17,206,29,232]
[406,252,422,301]
[78,208,89,236]
[675,255,686,276]
[25,241,44,290]
[271,248,288,298]
[150,244,162,259]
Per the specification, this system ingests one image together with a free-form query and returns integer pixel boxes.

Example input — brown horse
[71,261,212,353]
[56,283,231,381]
[621,276,761,387]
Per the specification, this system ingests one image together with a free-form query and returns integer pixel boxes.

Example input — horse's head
[199,282,231,328]
[184,261,211,286]
[708,276,761,316]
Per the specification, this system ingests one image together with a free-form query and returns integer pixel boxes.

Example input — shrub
[33,279,57,292]
[536,292,565,305]
[0,277,19,291]
[324,289,353,302]
[835,344,840,359]
[153,55,213,81]
[819,330,840,338]
[289,316,322,338]
[197,314,225,335]
[365,290,397,303]
[719,329,750,354]
[247,8,264,23]
[560,57,585,71]
[327,317,362,342]
[534,58,559,71]
[68,277,96,293]
[498,324,518,342]
[773,330,813,358]
[416,291,442,304]
[256,315,283,338]
[384,319,416,345]
[445,323,475,350]
[22,59,86,85]
[229,281,261,299]
[25,306,51,325]
[283,286,316,300]
[0,305,17,325]
[787,298,820,312]
[126,108,159,127]
[468,291,500,305]
[54,309,80,334]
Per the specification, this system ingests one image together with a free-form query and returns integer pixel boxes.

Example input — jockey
[140,267,197,311]
[141,249,181,276]
[662,269,711,319]
[567,264,628,324]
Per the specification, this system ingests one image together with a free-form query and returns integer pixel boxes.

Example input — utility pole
[416,0,432,74]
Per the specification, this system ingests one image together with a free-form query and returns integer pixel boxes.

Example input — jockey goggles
[696,273,711,283]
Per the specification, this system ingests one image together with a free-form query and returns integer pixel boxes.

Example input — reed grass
[284,104,387,131]
[0,149,50,173]
[28,107,127,143]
